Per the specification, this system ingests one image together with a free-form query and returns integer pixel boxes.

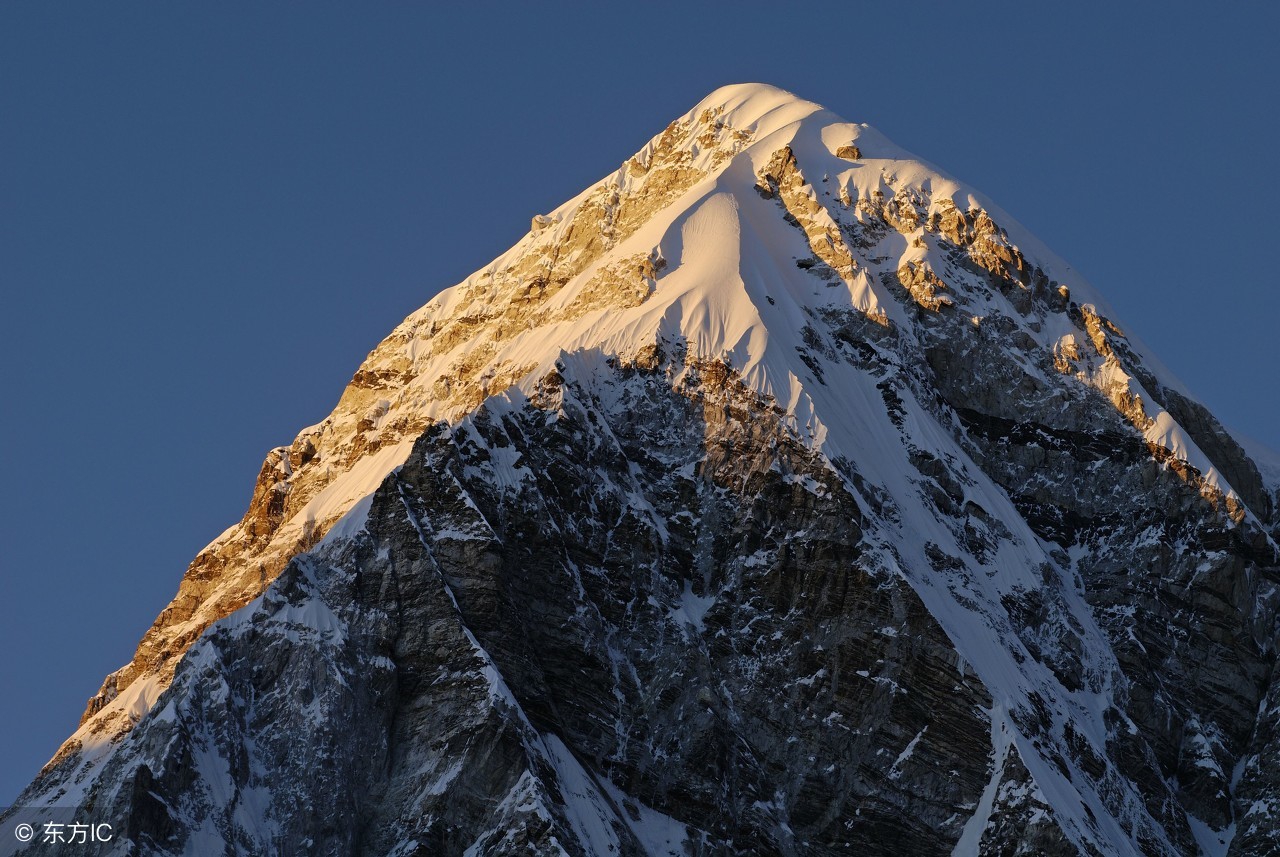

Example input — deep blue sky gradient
[3,3,1278,802]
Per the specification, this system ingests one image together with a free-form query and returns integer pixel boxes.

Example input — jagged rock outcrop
[7,83,1280,856]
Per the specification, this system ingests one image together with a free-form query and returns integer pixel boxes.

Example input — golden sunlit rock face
[67,91,768,760]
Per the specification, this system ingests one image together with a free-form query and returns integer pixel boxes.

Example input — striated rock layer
[7,84,1280,856]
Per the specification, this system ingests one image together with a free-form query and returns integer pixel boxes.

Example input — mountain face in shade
[7,83,1280,856]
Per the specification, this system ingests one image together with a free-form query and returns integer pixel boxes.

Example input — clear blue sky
[3,3,1277,803]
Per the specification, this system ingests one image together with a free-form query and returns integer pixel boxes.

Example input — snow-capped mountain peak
[10,84,1280,857]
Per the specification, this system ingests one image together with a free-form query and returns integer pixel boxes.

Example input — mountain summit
[7,83,1280,856]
